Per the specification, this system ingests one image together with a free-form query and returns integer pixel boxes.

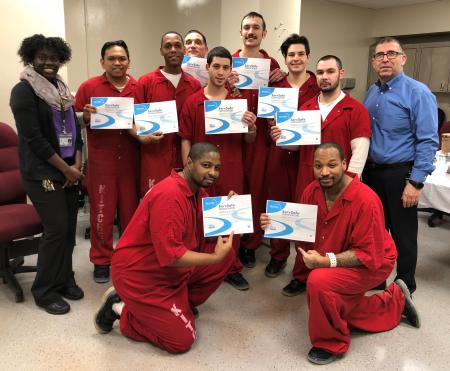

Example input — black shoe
[282,279,306,297]
[60,285,84,300]
[239,247,256,268]
[191,306,199,318]
[94,286,121,334]
[307,347,338,365]
[395,279,420,328]
[40,299,71,315]
[224,272,250,290]
[94,264,110,283]
[265,258,287,278]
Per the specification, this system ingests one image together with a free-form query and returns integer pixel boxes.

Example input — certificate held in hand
[276,110,321,146]
[134,100,178,136]
[90,97,134,129]
[232,57,270,89]
[204,99,248,134]
[181,56,208,86]
[257,87,299,118]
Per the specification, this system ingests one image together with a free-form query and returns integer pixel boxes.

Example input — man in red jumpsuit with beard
[75,40,139,283]
[261,142,420,365]
[133,31,201,196]
[94,142,235,354]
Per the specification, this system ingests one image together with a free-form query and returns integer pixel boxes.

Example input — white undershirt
[160,69,181,88]
[114,76,130,93]
[318,91,346,121]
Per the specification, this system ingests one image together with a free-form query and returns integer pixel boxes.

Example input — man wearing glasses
[363,36,438,295]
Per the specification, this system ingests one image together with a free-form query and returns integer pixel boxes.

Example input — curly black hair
[18,34,72,65]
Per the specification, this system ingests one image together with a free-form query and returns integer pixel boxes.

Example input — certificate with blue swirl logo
[264,200,317,242]
[182,56,208,86]
[232,57,270,89]
[204,99,248,134]
[276,110,321,146]
[91,97,134,129]
[202,195,253,237]
[134,100,178,136]
[257,87,299,118]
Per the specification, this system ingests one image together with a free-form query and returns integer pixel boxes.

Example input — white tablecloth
[419,154,450,213]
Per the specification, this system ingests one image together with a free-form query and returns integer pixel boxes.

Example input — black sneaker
[307,347,338,365]
[224,272,250,290]
[94,264,110,283]
[60,285,84,300]
[395,279,420,328]
[94,286,121,334]
[40,299,71,315]
[265,258,287,278]
[282,279,306,297]
[239,246,256,268]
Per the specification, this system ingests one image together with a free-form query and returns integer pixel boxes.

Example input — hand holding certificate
[257,87,299,118]
[232,57,270,89]
[264,200,317,242]
[276,110,321,146]
[204,99,248,134]
[202,194,253,237]
[181,56,208,86]
[134,100,178,136]
[90,97,134,129]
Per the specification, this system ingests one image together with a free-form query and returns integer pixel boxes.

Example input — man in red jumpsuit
[261,142,420,365]
[263,34,319,278]
[179,46,257,290]
[94,142,236,354]
[133,31,201,196]
[230,11,285,288]
[271,55,371,296]
[75,40,139,283]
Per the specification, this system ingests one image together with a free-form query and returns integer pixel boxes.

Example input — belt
[365,161,413,169]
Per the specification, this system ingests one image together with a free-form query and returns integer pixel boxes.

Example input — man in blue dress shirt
[363,36,438,294]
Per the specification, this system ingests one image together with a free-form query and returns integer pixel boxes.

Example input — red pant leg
[292,243,312,282]
[117,150,139,231]
[306,260,403,355]
[88,154,118,265]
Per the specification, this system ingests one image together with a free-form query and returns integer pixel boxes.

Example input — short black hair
[161,31,184,47]
[314,142,345,161]
[241,11,266,31]
[280,34,310,57]
[317,54,343,70]
[374,36,404,52]
[185,29,207,47]
[188,142,220,162]
[18,34,71,65]
[101,40,130,59]
[206,47,232,65]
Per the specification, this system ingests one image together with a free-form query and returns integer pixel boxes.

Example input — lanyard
[57,80,68,133]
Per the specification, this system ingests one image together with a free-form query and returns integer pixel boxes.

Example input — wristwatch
[408,179,424,189]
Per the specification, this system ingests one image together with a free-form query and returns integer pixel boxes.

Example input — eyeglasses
[373,51,403,61]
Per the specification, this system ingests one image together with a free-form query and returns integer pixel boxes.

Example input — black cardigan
[10,80,83,182]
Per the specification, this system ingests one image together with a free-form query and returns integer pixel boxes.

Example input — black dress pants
[362,165,418,293]
[23,179,79,306]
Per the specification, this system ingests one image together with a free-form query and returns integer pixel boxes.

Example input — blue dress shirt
[364,72,439,183]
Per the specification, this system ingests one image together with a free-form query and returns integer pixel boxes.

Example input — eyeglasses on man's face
[373,50,404,61]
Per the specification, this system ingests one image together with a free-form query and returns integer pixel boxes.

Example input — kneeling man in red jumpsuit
[261,142,420,365]
[94,142,235,353]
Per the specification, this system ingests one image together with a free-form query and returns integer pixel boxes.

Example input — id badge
[59,133,73,147]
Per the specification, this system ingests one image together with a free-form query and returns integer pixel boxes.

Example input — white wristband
[326,252,337,268]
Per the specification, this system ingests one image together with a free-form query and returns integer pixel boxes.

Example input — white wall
[0,0,66,129]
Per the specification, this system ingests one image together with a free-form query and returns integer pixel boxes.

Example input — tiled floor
[1,211,449,371]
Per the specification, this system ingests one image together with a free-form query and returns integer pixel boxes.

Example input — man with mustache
[261,142,420,365]
[133,31,201,197]
[271,55,371,296]
[363,37,438,295]
[94,142,235,354]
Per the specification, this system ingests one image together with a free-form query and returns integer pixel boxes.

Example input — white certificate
[182,56,208,86]
[232,57,270,89]
[204,99,248,134]
[264,200,317,242]
[90,97,133,129]
[202,195,253,237]
[276,110,321,146]
[257,87,299,118]
[133,100,178,135]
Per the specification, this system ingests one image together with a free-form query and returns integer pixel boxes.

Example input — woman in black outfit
[10,34,85,315]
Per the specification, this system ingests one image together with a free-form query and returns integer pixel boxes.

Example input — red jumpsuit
[298,175,405,355]
[265,73,319,261]
[232,49,280,250]
[75,74,140,265]
[111,170,235,354]
[134,67,201,196]
[179,88,247,274]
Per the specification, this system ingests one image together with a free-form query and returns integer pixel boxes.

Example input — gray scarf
[19,65,75,111]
